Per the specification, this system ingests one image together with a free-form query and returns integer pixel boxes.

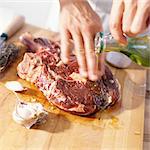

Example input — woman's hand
[110,0,150,44]
[59,0,103,81]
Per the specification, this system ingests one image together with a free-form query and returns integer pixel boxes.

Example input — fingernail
[89,73,98,81]
[79,69,88,78]
[61,57,69,64]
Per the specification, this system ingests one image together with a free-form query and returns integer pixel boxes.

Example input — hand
[110,0,150,44]
[59,0,103,81]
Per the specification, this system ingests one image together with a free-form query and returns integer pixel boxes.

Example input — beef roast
[17,33,120,116]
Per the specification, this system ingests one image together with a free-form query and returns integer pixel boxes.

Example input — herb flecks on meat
[17,32,120,116]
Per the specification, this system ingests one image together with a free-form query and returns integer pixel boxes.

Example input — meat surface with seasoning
[17,33,120,116]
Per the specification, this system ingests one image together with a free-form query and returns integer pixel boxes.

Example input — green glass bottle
[95,32,150,67]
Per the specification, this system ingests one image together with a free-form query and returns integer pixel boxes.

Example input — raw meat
[17,33,120,116]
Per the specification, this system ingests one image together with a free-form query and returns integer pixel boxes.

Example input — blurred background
[0,0,113,33]
[0,0,60,32]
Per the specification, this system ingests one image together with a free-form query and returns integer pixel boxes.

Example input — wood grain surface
[0,24,147,150]
[143,70,150,150]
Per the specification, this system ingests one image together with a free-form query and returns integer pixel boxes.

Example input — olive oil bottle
[95,32,150,67]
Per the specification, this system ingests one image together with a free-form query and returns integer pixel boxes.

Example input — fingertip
[112,32,127,45]
[129,4,149,36]
[120,37,128,45]
[61,55,69,64]
[89,66,99,81]
[130,26,140,35]
[97,68,105,77]
[89,73,98,81]
[79,69,88,78]
[60,45,70,64]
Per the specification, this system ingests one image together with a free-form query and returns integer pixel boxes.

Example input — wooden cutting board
[0,24,147,150]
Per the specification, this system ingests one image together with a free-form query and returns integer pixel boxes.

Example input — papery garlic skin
[5,81,25,92]
[12,101,48,129]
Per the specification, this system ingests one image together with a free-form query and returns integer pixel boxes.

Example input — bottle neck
[94,32,150,67]
[95,32,126,53]
[95,32,114,54]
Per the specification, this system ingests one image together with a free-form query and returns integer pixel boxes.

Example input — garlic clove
[16,105,35,119]
[12,110,37,129]
[5,81,25,92]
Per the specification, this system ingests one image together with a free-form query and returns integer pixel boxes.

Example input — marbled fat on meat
[17,33,120,116]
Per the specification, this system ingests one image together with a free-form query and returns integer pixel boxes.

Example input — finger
[110,0,127,44]
[96,52,105,77]
[122,0,137,37]
[60,28,72,64]
[83,32,98,81]
[130,4,150,35]
[72,30,88,78]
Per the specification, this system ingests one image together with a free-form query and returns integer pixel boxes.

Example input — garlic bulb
[12,101,48,129]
